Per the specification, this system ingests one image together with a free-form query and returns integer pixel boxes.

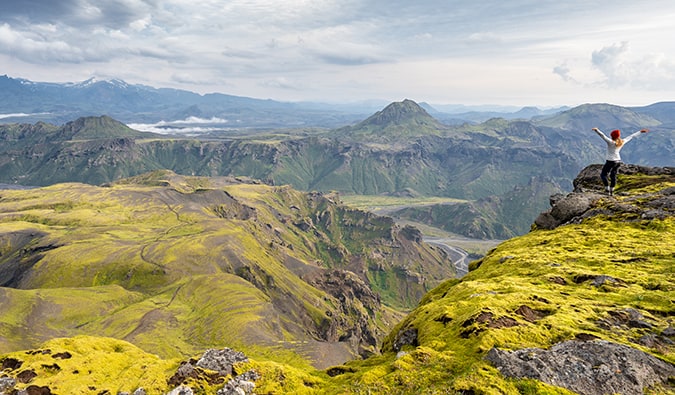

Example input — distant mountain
[534,103,661,131]
[4,74,673,130]
[57,115,158,140]
[631,101,675,127]
[335,99,448,141]
[431,105,571,124]
[0,75,366,127]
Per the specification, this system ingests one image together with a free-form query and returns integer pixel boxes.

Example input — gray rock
[196,348,248,376]
[534,191,606,230]
[217,371,259,395]
[0,377,16,394]
[392,327,418,351]
[486,339,675,395]
[535,164,675,230]
[591,275,622,287]
[166,385,194,395]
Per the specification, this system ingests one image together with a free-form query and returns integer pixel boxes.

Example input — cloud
[591,41,631,86]
[0,23,87,63]
[171,73,222,86]
[309,46,386,66]
[552,63,575,83]
[465,32,503,45]
[0,1,78,23]
[128,116,232,135]
[0,112,50,119]
[0,0,154,29]
[2,1,675,106]
[591,42,675,89]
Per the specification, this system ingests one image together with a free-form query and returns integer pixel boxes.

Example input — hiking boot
[609,187,614,196]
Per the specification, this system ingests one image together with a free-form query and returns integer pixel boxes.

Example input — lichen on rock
[486,339,675,395]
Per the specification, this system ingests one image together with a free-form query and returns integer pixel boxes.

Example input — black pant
[601,160,621,188]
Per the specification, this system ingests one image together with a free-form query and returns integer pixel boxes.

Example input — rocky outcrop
[573,164,674,192]
[301,269,383,356]
[166,348,258,395]
[534,164,675,230]
[486,340,675,395]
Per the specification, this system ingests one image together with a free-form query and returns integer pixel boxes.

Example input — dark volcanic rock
[22,385,53,395]
[486,340,675,395]
[573,164,675,193]
[392,327,418,352]
[535,164,675,230]
[1,357,23,371]
[534,192,604,230]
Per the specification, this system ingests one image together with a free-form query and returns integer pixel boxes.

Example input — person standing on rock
[592,127,649,195]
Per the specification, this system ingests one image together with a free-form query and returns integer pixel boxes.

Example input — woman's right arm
[592,127,612,144]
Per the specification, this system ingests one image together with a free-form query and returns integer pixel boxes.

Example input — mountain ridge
[334,99,448,141]
[5,74,675,128]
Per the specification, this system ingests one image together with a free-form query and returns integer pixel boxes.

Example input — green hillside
[334,99,447,141]
[323,166,675,394]
[0,171,454,371]
[0,166,673,394]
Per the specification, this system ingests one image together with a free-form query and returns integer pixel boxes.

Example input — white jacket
[593,128,642,161]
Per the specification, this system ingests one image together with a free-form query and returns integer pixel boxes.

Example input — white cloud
[128,117,232,135]
[0,112,50,119]
[553,63,575,83]
[589,41,675,90]
[2,1,675,106]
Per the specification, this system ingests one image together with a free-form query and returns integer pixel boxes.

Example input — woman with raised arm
[592,127,649,195]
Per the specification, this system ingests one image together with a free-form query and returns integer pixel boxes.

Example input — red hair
[610,130,623,147]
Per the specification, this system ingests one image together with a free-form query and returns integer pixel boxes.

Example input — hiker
[592,127,649,195]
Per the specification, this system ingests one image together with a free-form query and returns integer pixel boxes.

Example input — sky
[1,0,675,108]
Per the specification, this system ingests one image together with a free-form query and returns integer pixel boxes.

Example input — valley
[0,171,456,366]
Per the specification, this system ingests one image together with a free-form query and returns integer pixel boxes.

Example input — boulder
[196,348,248,376]
[535,164,675,230]
[486,339,675,395]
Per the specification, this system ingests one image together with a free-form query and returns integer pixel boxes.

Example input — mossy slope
[2,169,673,394]
[0,171,453,369]
[321,169,675,394]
